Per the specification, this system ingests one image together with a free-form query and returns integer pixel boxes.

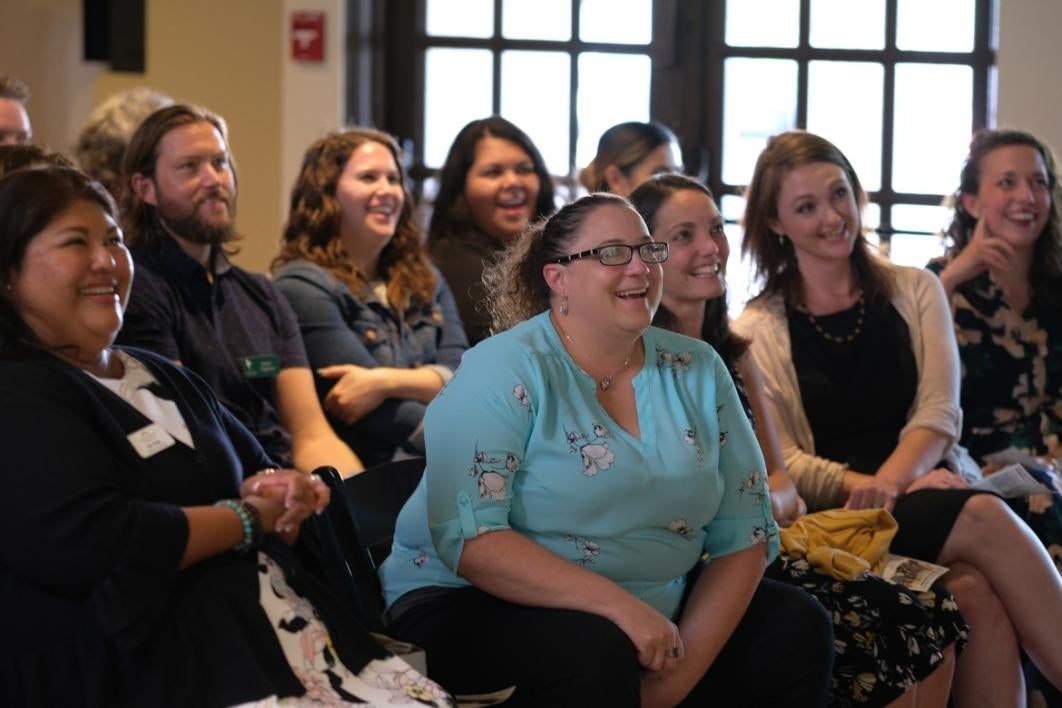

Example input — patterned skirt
[240,553,455,707]
[767,553,968,708]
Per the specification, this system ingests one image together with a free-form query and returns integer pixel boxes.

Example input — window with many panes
[400,0,657,198]
[354,0,995,307]
[708,0,996,307]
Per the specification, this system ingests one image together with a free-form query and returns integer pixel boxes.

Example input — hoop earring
[559,297,569,316]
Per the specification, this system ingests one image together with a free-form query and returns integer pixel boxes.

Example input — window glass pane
[722,222,759,318]
[424,48,494,168]
[580,0,652,44]
[889,233,946,266]
[863,202,880,230]
[722,58,798,186]
[897,0,975,52]
[501,51,571,175]
[426,0,493,38]
[503,0,571,40]
[891,204,951,235]
[576,52,652,168]
[807,61,884,191]
[892,63,972,195]
[716,195,758,316]
[809,0,884,49]
[720,194,746,223]
[726,0,799,48]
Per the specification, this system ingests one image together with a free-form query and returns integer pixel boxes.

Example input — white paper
[972,463,1052,498]
[881,554,950,592]
[982,447,1054,474]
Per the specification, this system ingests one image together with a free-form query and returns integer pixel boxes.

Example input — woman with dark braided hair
[273,128,467,466]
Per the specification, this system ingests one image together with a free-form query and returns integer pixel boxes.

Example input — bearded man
[117,104,362,475]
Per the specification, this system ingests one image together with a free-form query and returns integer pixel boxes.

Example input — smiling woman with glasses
[552,240,669,266]
[377,192,834,707]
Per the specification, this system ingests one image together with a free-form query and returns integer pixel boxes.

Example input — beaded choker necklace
[553,315,634,391]
[805,296,865,344]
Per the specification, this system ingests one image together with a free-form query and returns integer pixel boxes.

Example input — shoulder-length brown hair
[741,130,893,307]
[629,173,749,366]
[272,128,434,312]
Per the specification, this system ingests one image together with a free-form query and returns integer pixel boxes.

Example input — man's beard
[157,189,237,246]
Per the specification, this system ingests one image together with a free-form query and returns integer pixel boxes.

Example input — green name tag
[239,354,281,379]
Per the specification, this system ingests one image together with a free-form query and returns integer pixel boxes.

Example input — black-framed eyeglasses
[553,241,669,267]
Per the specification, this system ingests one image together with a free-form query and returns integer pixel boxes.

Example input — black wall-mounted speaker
[83,0,145,73]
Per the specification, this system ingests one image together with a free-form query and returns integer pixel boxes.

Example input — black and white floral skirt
[767,553,968,708]
[235,553,455,707]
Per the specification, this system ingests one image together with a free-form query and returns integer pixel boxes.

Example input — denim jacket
[274,259,468,465]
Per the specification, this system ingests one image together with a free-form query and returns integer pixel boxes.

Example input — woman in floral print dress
[928,129,1062,572]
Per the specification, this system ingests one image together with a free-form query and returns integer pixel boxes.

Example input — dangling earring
[559,297,569,316]
[777,234,786,247]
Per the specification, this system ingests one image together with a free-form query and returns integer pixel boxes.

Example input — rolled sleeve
[421,342,534,572]
[702,352,779,562]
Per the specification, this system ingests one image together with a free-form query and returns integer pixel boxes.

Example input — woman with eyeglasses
[378,193,833,707]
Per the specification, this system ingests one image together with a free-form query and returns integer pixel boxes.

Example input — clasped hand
[319,364,387,425]
[240,468,331,543]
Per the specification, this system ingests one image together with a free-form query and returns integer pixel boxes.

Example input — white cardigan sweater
[733,264,971,510]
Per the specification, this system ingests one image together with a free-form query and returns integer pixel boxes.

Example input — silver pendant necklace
[553,314,634,391]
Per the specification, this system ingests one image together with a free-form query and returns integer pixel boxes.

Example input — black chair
[343,457,425,567]
[314,458,425,633]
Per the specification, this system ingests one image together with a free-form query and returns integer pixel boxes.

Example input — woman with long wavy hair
[273,128,468,467]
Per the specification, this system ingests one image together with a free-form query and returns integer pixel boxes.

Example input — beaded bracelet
[215,499,264,552]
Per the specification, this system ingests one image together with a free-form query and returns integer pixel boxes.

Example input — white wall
[996,0,1062,156]
[280,0,346,235]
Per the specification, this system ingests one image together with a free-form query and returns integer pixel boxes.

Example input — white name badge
[127,423,176,459]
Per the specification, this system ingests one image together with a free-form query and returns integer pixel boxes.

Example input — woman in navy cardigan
[0,166,453,706]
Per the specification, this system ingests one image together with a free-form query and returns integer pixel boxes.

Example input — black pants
[388,576,833,707]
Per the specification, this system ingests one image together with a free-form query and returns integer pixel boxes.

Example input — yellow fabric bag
[779,509,898,581]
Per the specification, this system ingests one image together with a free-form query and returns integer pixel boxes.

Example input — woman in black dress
[733,130,1062,707]
[633,173,965,707]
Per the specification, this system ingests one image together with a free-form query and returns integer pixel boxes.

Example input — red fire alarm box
[291,12,325,62]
